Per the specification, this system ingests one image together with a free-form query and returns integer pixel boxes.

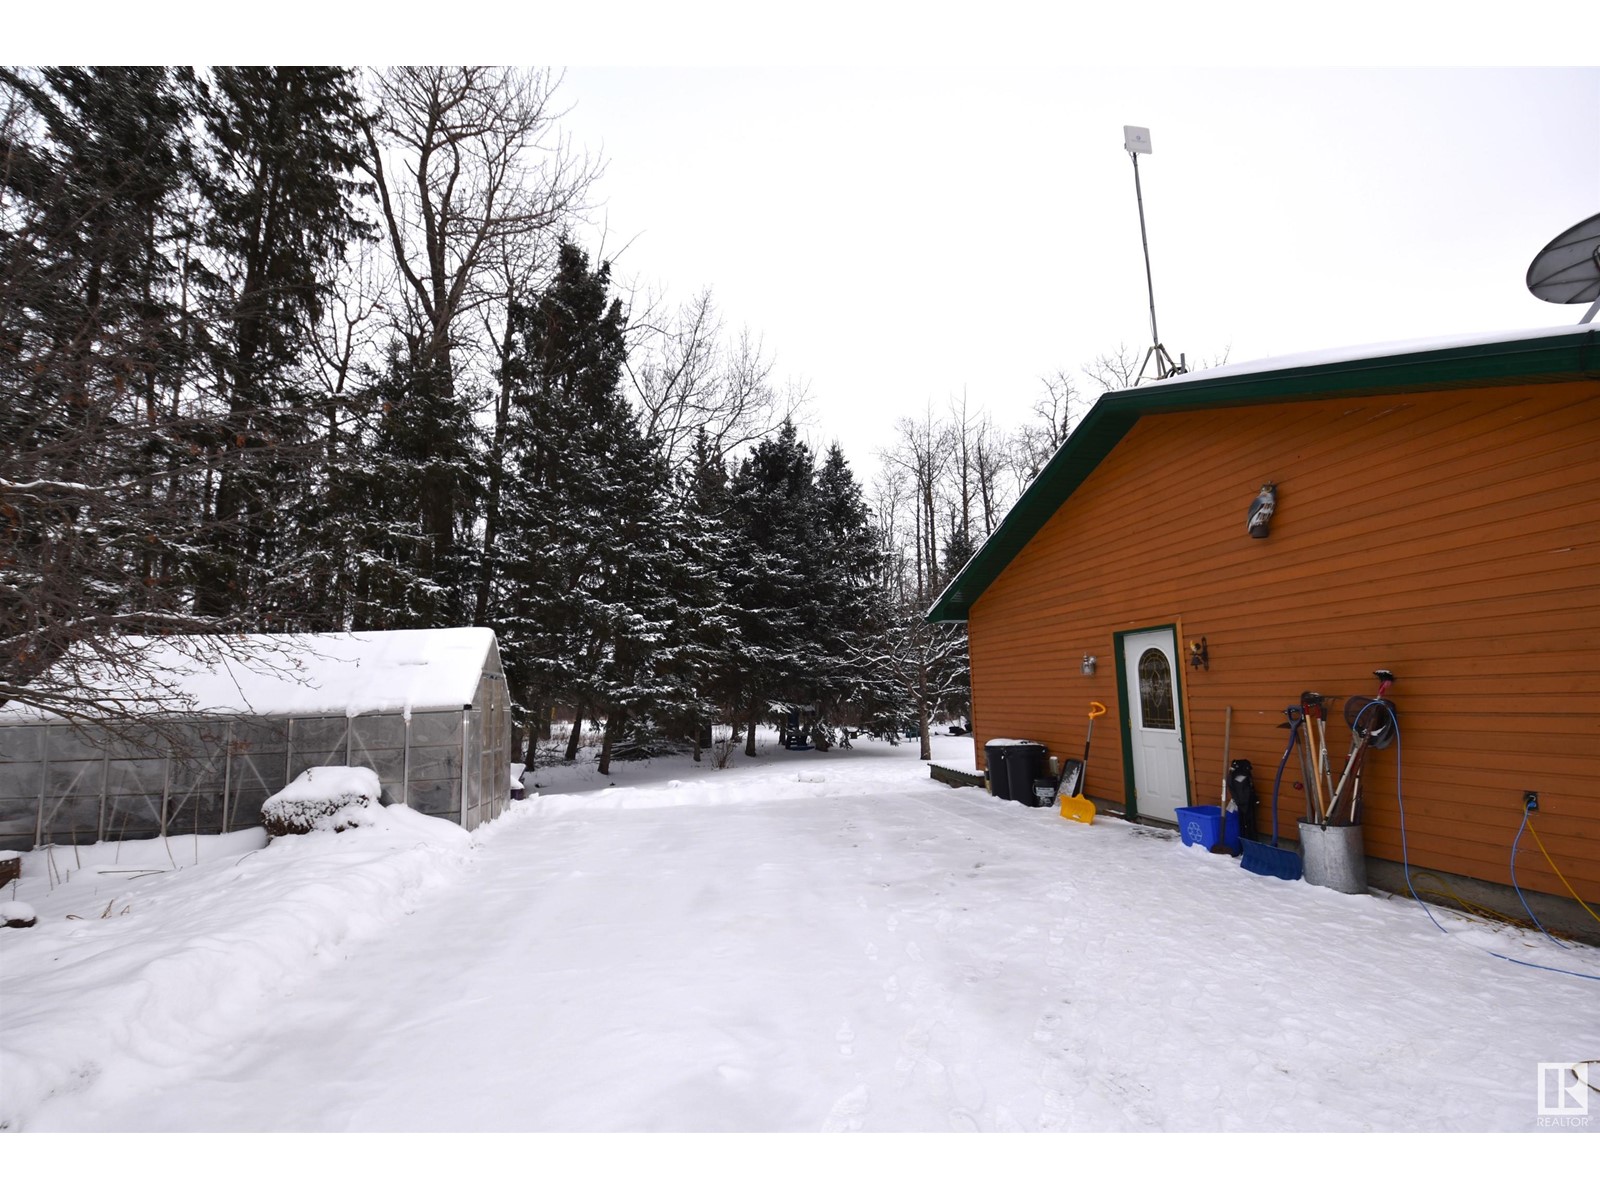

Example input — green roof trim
[926,327,1600,623]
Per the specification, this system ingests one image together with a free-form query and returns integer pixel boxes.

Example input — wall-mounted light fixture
[1081,654,1097,676]
[1247,482,1277,538]
[1188,637,1209,671]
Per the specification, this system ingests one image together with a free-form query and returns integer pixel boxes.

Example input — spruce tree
[807,443,892,745]
[585,429,692,772]
[188,66,372,619]
[0,68,214,706]
[349,350,484,629]
[659,432,746,758]
[493,241,632,750]
[724,421,818,754]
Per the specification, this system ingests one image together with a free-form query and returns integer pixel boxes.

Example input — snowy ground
[3,730,1596,1168]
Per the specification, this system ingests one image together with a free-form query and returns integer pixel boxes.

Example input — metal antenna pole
[1132,150,1161,354]
[1126,136,1182,383]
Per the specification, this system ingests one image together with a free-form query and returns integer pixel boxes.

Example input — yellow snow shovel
[1057,702,1106,825]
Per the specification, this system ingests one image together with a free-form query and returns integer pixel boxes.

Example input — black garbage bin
[984,740,1014,800]
[1006,742,1050,806]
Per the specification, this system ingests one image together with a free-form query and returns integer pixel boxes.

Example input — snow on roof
[1137,323,1591,390]
[1,628,499,723]
[928,323,1597,624]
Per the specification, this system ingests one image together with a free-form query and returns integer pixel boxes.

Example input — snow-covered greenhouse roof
[0,628,500,724]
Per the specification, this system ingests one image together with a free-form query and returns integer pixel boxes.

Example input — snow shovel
[1240,708,1303,880]
[1057,702,1106,825]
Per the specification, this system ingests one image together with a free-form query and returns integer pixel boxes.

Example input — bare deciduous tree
[1011,367,1085,487]
[936,393,1015,549]
[884,406,948,605]
[1080,343,1143,395]
[971,414,1009,538]
[876,407,967,759]
[945,391,977,549]
[306,238,390,452]
[625,287,808,468]
[357,67,598,620]
[361,66,598,388]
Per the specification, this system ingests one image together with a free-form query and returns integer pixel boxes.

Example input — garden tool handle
[1087,702,1107,719]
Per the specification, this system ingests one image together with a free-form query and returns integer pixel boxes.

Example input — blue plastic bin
[1175,805,1241,853]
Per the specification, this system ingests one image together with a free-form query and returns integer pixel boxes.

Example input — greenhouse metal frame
[0,629,511,851]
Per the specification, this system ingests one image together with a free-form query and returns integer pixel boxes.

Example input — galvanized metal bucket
[1297,821,1368,895]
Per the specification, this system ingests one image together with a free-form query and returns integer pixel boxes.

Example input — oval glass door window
[1138,648,1176,730]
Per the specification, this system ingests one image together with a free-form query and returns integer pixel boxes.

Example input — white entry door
[1120,627,1189,823]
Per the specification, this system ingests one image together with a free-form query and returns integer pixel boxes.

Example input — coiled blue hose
[1379,698,1600,982]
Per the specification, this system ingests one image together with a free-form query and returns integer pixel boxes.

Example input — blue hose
[1382,699,1600,982]
[1510,807,1564,948]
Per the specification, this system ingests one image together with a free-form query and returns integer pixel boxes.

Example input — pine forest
[0,67,1105,767]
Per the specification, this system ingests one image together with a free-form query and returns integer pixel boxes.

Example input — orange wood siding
[966,381,1600,903]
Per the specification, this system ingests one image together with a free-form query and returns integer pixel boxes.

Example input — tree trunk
[564,704,585,761]
[473,309,516,626]
[598,709,621,776]
[918,660,932,761]
[745,705,759,757]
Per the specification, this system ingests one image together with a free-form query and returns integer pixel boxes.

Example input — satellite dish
[1525,211,1600,322]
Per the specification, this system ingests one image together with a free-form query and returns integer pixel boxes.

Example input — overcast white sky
[16,7,1600,479]
[555,64,1600,472]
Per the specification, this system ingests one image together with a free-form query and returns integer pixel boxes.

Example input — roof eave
[926,327,1599,623]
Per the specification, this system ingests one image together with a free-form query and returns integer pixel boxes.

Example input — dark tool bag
[1228,759,1258,840]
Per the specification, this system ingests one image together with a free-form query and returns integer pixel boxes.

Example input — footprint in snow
[835,1023,857,1058]
[821,1084,871,1132]
[992,1105,1026,1133]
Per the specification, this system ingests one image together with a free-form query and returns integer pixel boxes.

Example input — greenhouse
[0,628,511,851]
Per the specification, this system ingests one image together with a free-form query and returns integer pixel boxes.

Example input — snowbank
[262,765,384,837]
[0,806,470,1130]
